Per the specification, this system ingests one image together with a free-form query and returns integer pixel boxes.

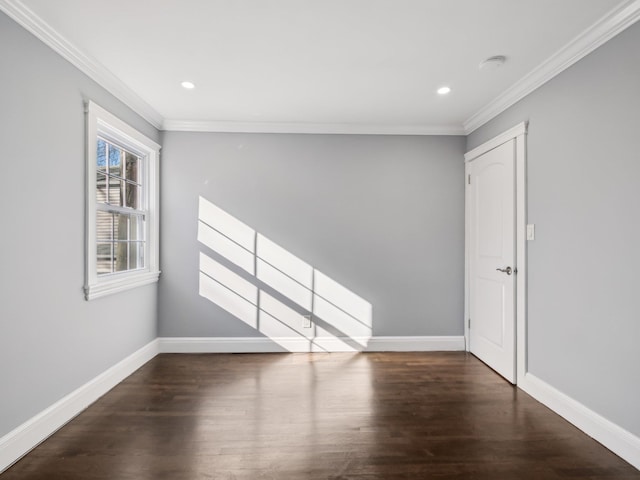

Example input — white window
[84,101,160,300]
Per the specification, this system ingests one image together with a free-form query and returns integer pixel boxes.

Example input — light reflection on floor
[191,353,375,475]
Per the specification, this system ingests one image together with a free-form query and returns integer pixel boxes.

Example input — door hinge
[467,174,471,185]
[468,318,471,329]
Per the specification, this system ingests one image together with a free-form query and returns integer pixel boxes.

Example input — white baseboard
[0,339,160,474]
[159,336,296,353]
[158,335,465,353]
[519,372,640,470]
[367,336,465,351]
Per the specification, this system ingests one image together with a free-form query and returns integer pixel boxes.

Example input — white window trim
[84,101,161,300]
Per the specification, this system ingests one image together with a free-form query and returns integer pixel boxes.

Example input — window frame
[84,101,160,300]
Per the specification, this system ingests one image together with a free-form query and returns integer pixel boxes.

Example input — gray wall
[0,12,159,437]
[9,0,638,451]
[159,132,465,339]
[468,22,640,437]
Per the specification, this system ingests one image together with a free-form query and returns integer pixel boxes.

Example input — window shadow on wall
[198,196,373,352]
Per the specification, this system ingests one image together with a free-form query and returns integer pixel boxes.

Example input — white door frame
[464,122,528,384]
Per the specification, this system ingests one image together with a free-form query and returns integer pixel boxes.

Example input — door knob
[496,266,512,275]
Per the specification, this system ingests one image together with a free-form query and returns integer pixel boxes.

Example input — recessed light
[437,86,451,95]
[181,81,195,89]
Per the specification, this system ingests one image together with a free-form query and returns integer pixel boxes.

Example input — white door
[468,139,516,383]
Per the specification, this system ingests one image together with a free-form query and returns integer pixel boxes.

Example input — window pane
[129,214,144,241]
[125,152,140,184]
[108,176,123,206]
[97,139,107,173]
[97,213,145,274]
[115,242,129,272]
[97,243,113,275]
[96,173,107,204]
[112,213,129,241]
[109,145,122,175]
[125,182,139,209]
[96,211,113,241]
[130,242,144,270]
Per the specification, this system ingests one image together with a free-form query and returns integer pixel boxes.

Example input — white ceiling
[3,0,639,133]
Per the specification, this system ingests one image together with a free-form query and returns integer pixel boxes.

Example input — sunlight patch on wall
[314,270,373,328]
[257,234,313,286]
[198,221,254,274]
[313,295,371,340]
[199,275,257,329]
[197,196,373,351]
[259,291,314,340]
[256,259,313,310]
[199,197,255,252]
[200,253,258,306]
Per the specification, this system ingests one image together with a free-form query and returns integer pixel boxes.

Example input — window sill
[84,270,160,300]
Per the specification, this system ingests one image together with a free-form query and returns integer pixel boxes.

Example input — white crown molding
[4,0,639,137]
[0,0,164,130]
[162,119,466,136]
[463,0,640,134]
[0,339,159,474]
[158,336,466,353]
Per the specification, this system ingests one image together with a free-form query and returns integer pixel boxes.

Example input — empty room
[0,0,639,478]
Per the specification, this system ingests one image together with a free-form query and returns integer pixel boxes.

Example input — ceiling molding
[4,0,638,137]
[162,119,466,136]
[0,0,164,130]
[463,0,640,134]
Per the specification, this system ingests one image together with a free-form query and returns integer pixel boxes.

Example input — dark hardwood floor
[3,352,638,479]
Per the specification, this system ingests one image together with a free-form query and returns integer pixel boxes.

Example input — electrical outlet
[302,314,312,328]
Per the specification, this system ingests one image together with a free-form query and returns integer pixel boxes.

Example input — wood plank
[3,352,639,479]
